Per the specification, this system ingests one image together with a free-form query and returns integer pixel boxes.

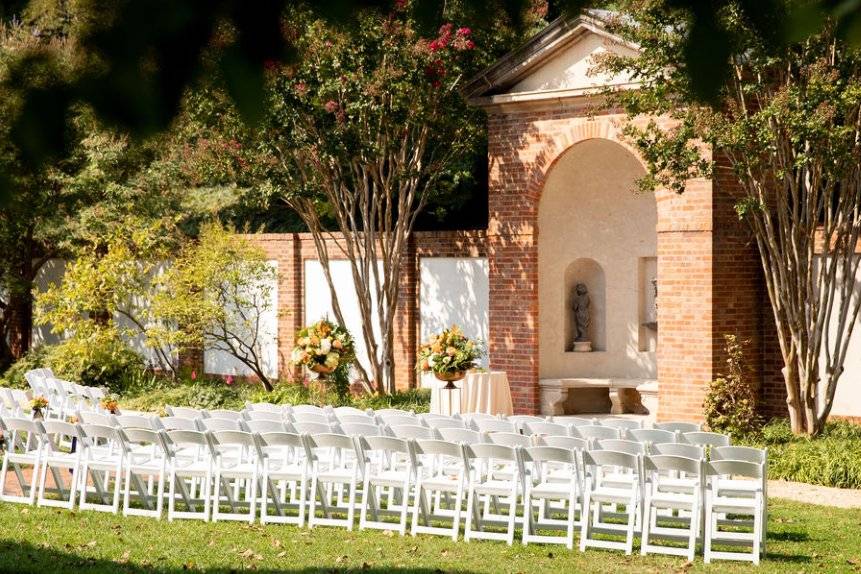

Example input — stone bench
[539,378,658,416]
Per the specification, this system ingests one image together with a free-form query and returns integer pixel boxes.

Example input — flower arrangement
[416,325,483,381]
[100,396,120,414]
[29,395,49,412]
[291,319,355,375]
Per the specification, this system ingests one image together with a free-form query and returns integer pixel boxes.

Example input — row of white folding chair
[23,370,107,418]
[1,414,763,562]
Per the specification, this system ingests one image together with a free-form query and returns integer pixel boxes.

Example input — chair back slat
[651,442,704,459]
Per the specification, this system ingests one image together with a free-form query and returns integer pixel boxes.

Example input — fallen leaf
[86,541,97,548]
[118,550,131,564]
[277,551,287,558]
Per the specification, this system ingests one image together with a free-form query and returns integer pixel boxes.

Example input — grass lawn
[0,499,859,573]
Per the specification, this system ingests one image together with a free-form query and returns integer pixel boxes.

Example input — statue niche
[563,257,605,352]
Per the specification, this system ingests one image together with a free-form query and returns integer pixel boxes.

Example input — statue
[572,283,592,351]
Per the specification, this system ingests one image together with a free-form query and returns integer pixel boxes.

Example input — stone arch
[537,135,658,382]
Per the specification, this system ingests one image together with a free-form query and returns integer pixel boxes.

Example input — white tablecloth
[430,371,513,416]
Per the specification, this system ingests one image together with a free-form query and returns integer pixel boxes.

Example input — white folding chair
[654,421,701,433]
[244,401,283,413]
[290,412,332,425]
[164,430,214,521]
[36,420,84,510]
[158,416,201,431]
[411,439,469,540]
[115,414,157,430]
[375,408,414,417]
[333,406,370,418]
[641,454,704,561]
[522,445,581,548]
[710,446,768,553]
[120,428,167,519]
[629,428,677,449]
[206,409,244,421]
[0,417,43,504]
[288,404,327,416]
[704,459,766,564]
[508,415,546,433]
[523,421,569,437]
[78,410,117,427]
[388,424,438,440]
[201,418,243,432]
[292,421,333,435]
[78,424,125,513]
[562,416,596,428]
[167,406,206,419]
[423,417,467,431]
[209,430,261,523]
[339,423,381,437]
[580,449,642,555]
[683,431,731,449]
[487,432,531,448]
[463,443,524,545]
[257,431,308,526]
[438,427,485,445]
[244,420,287,434]
[357,436,415,534]
[244,410,284,422]
[573,425,621,445]
[337,414,377,426]
[305,433,361,530]
[377,414,420,428]
[474,419,517,434]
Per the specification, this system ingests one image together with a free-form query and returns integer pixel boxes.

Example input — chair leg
[579,492,591,552]
[464,487,475,542]
[506,485,518,546]
[640,496,651,556]
[452,483,464,541]
[703,495,713,564]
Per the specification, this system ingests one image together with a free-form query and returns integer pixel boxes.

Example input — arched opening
[538,138,657,381]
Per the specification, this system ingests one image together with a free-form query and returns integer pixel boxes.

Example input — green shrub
[119,375,431,415]
[46,338,148,394]
[0,346,52,389]
[703,334,760,439]
[759,418,795,445]
[743,418,861,489]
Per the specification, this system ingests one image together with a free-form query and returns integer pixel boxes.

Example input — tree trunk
[7,287,33,360]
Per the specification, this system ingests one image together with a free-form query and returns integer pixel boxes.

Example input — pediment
[466,12,639,105]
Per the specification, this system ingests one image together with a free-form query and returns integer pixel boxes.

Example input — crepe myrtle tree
[598,1,861,435]
[259,9,482,394]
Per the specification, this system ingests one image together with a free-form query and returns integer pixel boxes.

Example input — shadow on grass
[0,539,476,574]
[769,530,810,543]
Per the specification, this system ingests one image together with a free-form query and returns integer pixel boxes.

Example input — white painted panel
[819,257,861,418]
[32,259,66,347]
[204,260,279,379]
[419,257,489,388]
[303,259,381,375]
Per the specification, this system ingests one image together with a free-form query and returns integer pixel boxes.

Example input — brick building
[223,14,861,422]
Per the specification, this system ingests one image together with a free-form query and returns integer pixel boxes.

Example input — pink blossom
[225,375,234,386]
[294,81,307,95]
[324,100,339,113]
[190,370,197,381]
[456,27,471,37]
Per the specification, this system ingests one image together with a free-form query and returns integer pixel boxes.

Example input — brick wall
[245,230,487,391]
[242,105,769,420]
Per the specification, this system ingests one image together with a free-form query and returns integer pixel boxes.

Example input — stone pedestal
[572,341,592,352]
